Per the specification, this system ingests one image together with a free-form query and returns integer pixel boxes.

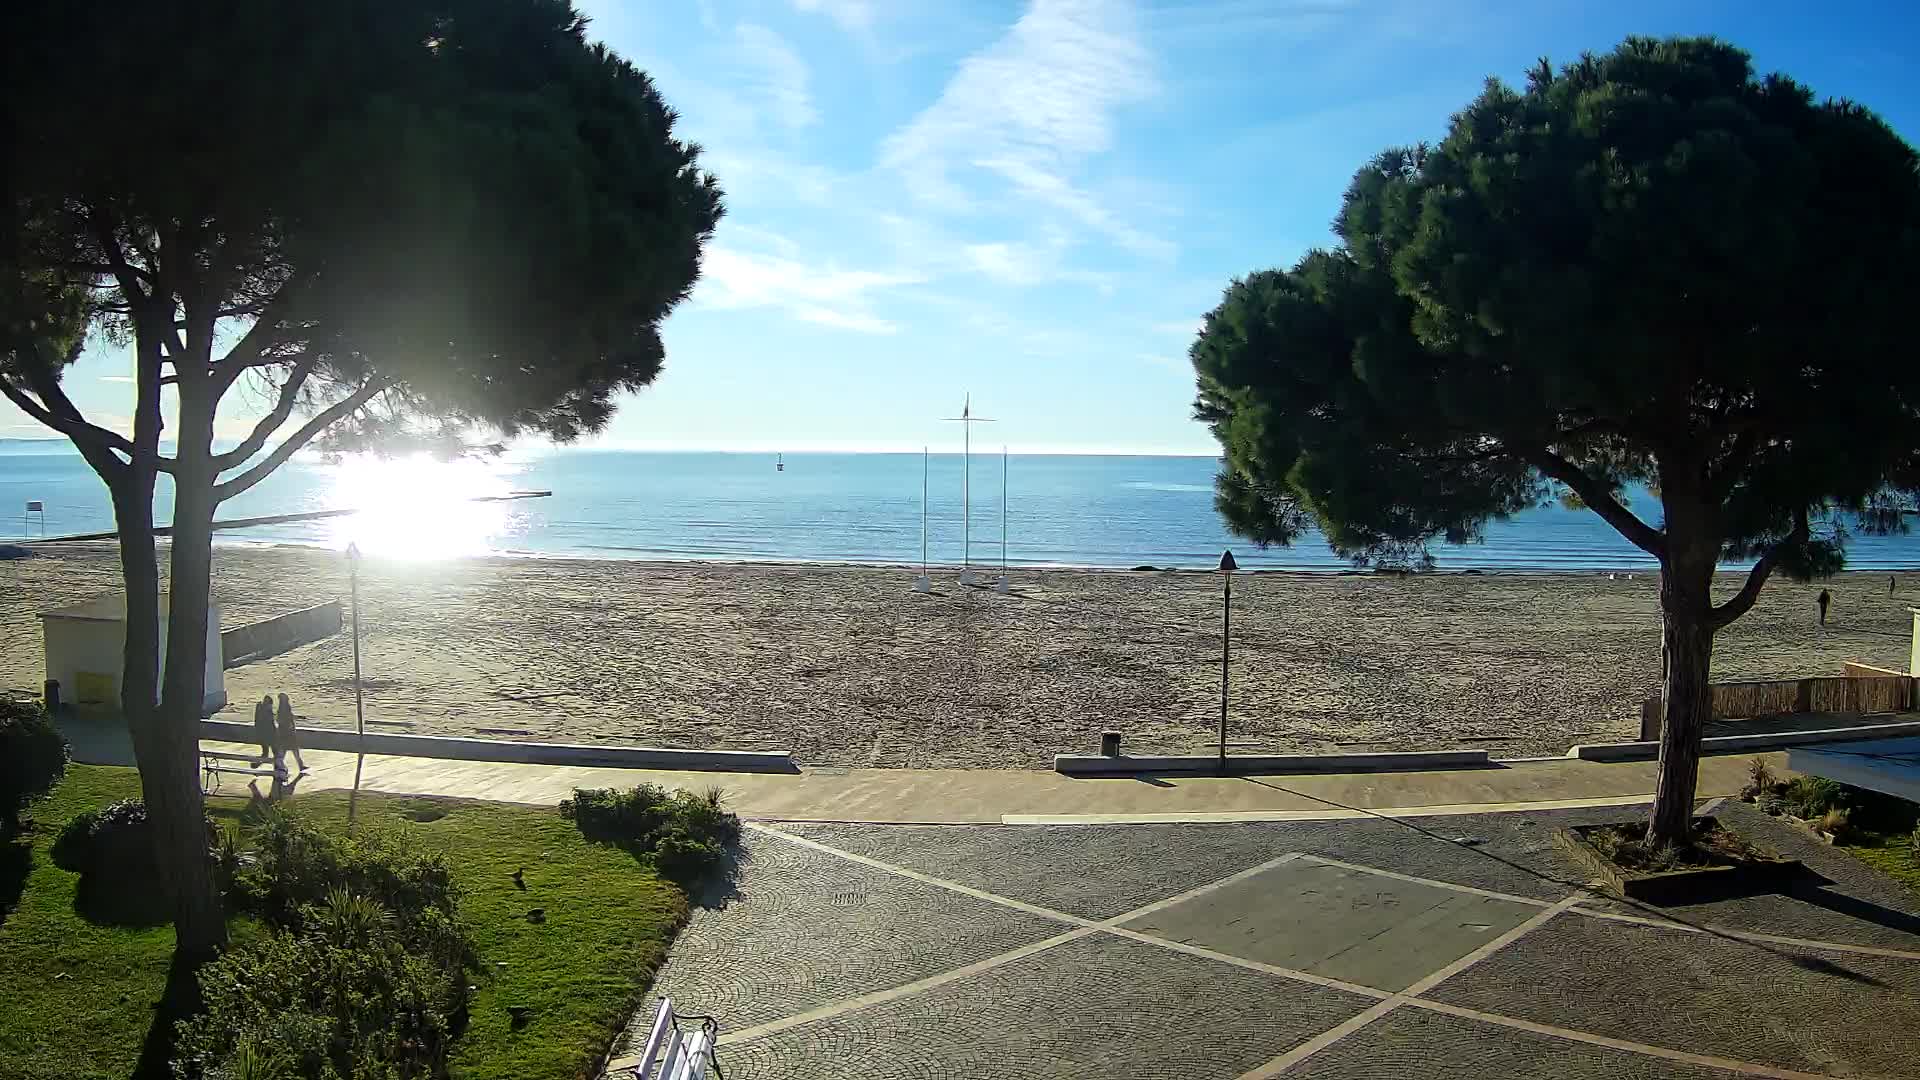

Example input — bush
[173,895,470,1080]
[180,817,481,1079]
[558,785,739,885]
[232,810,459,930]
[1781,776,1846,820]
[1739,757,1777,802]
[1818,808,1853,843]
[0,697,68,833]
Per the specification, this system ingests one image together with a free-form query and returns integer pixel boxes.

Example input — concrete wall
[220,601,342,667]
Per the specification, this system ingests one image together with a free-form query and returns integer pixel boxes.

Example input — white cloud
[977,157,1173,258]
[960,237,1113,291]
[734,24,817,130]
[791,0,874,33]
[97,375,135,383]
[696,244,921,334]
[880,0,1163,257]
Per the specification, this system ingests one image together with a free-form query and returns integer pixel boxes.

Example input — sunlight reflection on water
[320,453,527,560]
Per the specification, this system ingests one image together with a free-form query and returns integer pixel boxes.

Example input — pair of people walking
[252,692,306,775]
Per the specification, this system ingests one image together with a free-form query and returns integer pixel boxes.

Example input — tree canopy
[0,0,723,987]
[4,0,723,469]
[1191,36,1920,842]
[1196,36,1920,581]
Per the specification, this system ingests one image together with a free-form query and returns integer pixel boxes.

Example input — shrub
[173,898,469,1080]
[1818,808,1853,843]
[1740,757,1777,802]
[0,697,68,833]
[231,810,459,935]
[559,784,740,885]
[1781,776,1846,820]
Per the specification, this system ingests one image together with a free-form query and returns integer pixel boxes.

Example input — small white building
[41,592,226,715]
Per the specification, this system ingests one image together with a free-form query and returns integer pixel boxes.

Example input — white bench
[200,749,273,794]
[623,998,720,1080]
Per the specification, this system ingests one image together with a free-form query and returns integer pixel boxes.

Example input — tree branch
[212,354,319,470]
[214,377,391,502]
[1709,509,1809,629]
[0,373,139,461]
[1526,447,1667,558]
[88,206,151,306]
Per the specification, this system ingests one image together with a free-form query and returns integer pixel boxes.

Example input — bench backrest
[630,999,711,1080]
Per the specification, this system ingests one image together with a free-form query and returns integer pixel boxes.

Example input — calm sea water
[4,441,1918,571]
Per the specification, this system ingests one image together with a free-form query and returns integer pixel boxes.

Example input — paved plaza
[616,802,1920,1079]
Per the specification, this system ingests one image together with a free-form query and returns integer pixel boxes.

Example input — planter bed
[1555,815,1802,905]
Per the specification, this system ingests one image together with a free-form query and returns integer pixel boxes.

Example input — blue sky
[7,0,1919,454]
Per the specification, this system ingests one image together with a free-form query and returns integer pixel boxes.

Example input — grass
[0,766,690,1080]
[1840,832,1920,894]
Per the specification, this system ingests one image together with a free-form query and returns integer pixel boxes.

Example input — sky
[6,0,1920,455]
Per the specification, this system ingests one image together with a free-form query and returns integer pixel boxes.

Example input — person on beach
[253,694,275,764]
[277,692,307,773]
[1817,588,1832,626]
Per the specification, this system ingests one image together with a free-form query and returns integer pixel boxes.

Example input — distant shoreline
[14,535,1920,579]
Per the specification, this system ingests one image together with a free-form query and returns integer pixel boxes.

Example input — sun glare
[323,453,521,560]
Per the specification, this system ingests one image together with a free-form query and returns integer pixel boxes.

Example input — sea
[4,439,1919,571]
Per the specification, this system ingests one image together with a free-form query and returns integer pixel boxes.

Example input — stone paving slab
[1123,859,1539,992]
[622,831,1067,1042]
[1285,1007,1756,1080]
[783,821,1298,919]
[1428,912,1920,1077]
[715,932,1377,1080]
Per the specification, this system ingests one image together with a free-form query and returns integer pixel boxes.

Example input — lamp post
[347,542,367,826]
[1218,549,1237,775]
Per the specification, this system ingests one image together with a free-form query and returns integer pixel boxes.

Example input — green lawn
[0,766,689,1080]
[1841,831,1920,894]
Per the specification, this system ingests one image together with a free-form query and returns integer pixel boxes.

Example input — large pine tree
[1191,37,1920,843]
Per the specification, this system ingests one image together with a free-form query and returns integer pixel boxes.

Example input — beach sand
[2,544,1913,767]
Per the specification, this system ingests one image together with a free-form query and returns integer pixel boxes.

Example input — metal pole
[962,408,970,573]
[1001,446,1008,572]
[347,543,367,826]
[922,447,929,575]
[1219,570,1230,774]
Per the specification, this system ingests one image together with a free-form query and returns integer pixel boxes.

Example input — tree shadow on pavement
[1239,776,1894,989]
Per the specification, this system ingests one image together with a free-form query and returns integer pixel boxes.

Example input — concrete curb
[1054,749,1493,777]
[199,719,797,773]
[1569,719,1920,762]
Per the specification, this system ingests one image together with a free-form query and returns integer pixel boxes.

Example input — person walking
[1817,588,1833,627]
[252,694,275,765]
[277,692,307,773]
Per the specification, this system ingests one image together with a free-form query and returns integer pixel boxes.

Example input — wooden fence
[1638,665,1917,739]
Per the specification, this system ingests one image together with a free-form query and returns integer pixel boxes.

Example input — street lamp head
[1218,550,1238,573]
[346,542,361,562]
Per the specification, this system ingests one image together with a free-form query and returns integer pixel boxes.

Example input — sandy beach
[2,544,1914,767]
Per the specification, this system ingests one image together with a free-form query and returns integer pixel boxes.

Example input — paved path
[57,704,1779,823]
[614,802,1920,1079]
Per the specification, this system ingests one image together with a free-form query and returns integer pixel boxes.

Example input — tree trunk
[150,386,227,962]
[1647,548,1717,846]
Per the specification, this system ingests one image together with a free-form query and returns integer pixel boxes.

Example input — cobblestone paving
[1122,859,1540,992]
[1428,913,1920,1077]
[784,820,1298,919]
[1285,1007,1755,1080]
[619,808,1920,1079]
[717,933,1375,1080]
[630,832,1067,1038]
